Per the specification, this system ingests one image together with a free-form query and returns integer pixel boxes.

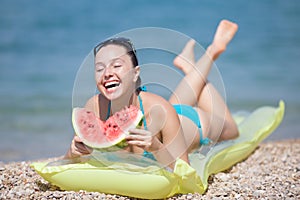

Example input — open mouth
[103,81,120,90]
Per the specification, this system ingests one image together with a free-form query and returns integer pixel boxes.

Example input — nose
[103,66,114,79]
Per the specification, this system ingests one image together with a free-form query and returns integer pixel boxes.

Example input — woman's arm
[126,95,189,169]
[64,135,93,159]
[157,99,189,165]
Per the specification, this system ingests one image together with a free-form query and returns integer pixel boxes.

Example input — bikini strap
[106,87,146,121]
[140,86,147,92]
[200,133,212,145]
[138,95,147,130]
[138,92,157,161]
[136,85,147,94]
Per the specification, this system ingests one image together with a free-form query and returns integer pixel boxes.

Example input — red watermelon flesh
[72,105,143,149]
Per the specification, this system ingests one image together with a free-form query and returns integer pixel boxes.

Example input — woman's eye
[96,66,104,72]
[114,64,122,68]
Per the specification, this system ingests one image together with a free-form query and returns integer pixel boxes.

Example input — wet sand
[0,139,299,199]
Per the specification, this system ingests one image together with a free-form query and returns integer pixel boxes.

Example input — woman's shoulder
[140,92,174,111]
[140,92,168,104]
[140,92,178,127]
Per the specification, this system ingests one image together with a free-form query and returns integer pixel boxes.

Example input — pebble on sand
[0,139,299,199]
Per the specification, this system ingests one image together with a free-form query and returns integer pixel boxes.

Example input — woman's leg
[170,19,238,105]
[169,20,239,141]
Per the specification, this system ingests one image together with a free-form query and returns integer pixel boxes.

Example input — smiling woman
[71,37,189,168]
[65,20,240,169]
[93,40,140,100]
[29,19,287,198]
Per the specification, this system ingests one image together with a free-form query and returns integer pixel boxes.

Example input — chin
[100,87,123,100]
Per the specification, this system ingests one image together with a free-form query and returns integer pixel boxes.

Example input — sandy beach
[0,139,299,200]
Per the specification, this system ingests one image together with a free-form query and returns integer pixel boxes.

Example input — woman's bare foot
[173,39,196,75]
[206,20,238,61]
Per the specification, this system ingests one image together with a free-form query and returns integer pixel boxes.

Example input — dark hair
[94,37,138,67]
[93,37,142,93]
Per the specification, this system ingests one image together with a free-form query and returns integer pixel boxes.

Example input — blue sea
[1,0,299,162]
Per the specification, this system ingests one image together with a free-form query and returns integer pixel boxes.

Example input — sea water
[0,0,299,162]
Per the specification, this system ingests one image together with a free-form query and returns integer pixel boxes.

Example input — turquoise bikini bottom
[143,104,212,161]
[173,104,211,145]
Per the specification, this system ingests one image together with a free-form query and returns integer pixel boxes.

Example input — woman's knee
[220,120,239,141]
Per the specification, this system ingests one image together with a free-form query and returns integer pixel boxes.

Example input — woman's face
[94,44,140,100]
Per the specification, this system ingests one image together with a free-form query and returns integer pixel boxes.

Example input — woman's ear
[133,66,140,82]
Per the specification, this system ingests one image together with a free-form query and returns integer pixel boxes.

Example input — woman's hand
[65,135,93,159]
[125,128,162,152]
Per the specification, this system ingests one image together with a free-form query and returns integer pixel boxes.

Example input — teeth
[104,81,120,89]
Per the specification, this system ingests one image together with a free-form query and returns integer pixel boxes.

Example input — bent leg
[170,20,239,142]
[169,19,238,106]
[172,39,196,75]
[197,82,239,141]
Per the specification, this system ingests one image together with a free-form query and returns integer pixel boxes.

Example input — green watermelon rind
[96,116,144,152]
[72,107,144,150]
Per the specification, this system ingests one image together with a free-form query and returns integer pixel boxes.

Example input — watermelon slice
[72,105,144,149]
